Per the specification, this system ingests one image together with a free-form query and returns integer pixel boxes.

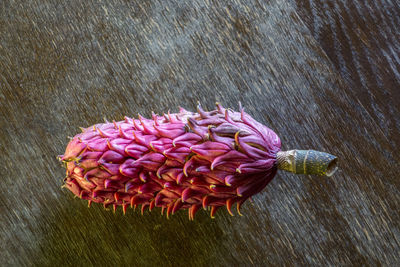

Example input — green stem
[276,150,338,176]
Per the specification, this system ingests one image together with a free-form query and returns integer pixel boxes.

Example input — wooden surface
[1,0,399,266]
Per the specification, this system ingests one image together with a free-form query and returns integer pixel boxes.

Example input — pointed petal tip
[210,206,218,218]
[237,202,243,216]
[122,204,127,215]
[226,199,234,216]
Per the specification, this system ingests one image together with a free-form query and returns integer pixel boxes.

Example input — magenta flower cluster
[60,104,281,219]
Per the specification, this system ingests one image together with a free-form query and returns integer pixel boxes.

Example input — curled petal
[182,156,210,177]
[203,196,226,209]
[190,141,230,161]
[226,198,237,216]
[119,159,140,177]
[209,128,235,148]
[189,204,201,220]
[237,159,275,173]
[210,206,220,218]
[163,182,185,195]
[86,138,108,151]
[150,138,173,153]
[149,199,156,211]
[141,204,149,215]
[133,132,157,147]
[155,189,180,206]
[224,174,247,187]
[195,118,225,126]
[96,127,120,139]
[182,186,209,202]
[81,151,103,160]
[139,181,162,194]
[118,123,135,140]
[134,153,165,171]
[163,146,191,163]
[211,150,249,170]
[138,115,158,135]
[187,117,208,138]
[125,143,148,159]
[65,178,82,196]
[108,138,132,155]
[99,150,125,164]
[104,179,119,189]
[209,185,237,194]
[172,199,183,214]
[130,193,153,207]
[79,159,99,170]
[154,124,186,139]
[78,130,100,142]
[84,168,110,180]
[212,123,244,137]
[124,181,141,192]
[172,133,202,147]
[101,162,121,175]
[62,139,87,160]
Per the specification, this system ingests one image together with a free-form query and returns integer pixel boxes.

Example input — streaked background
[1,0,399,265]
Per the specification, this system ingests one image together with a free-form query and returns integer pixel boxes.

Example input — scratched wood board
[1,0,399,266]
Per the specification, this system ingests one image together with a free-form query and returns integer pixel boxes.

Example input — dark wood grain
[1,0,399,266]
[292,0,400,155]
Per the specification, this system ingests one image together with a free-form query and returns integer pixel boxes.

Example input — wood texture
[292,0,400,152]
[1,0,399,266]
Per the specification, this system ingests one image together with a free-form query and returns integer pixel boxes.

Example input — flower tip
[236,190,243,197]
[141,205,146,216]
[130,197,136,208]
[226,199,234,216]
[122,205,127,215]
[237,203,243,216]
[236,168,241,173]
